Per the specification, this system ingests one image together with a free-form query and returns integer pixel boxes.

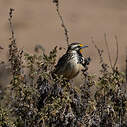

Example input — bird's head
[67,42,88,54]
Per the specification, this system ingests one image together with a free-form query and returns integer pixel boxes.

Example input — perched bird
[53,42,90,79]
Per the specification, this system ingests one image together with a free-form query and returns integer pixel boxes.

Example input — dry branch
[53,0,69,47]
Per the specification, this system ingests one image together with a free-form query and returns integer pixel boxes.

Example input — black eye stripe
[72,45,80,49]
[67,44,81,51]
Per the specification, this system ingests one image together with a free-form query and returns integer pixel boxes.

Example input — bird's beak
[80,44,88,49]
[79,44,88,53]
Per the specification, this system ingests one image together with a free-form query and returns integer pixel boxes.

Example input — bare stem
[8,8,15,41]
[113,35,119,69]
[125,49,127,82]
[91,37,103,64]
[53,0,69,46]
[8,8,23,76]
[104,33,113,71]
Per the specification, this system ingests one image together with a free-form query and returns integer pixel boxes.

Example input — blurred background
[0,0,127,82]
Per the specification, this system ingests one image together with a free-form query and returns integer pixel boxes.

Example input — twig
[91,37,103,64]
[8,8,23,76]
[104,33,113,71]
[125,49,127,82]
[8,8,15,41]
[113,35,119,69]
[53,0,69,46]
[91,37,109,73]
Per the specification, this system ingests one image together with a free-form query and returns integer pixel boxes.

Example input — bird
[53,42,90,80]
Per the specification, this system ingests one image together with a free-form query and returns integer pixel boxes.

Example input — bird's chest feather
[69,56,82,72]
[64,54,83,78]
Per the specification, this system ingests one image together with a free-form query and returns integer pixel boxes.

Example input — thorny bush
[0,36,127,127]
